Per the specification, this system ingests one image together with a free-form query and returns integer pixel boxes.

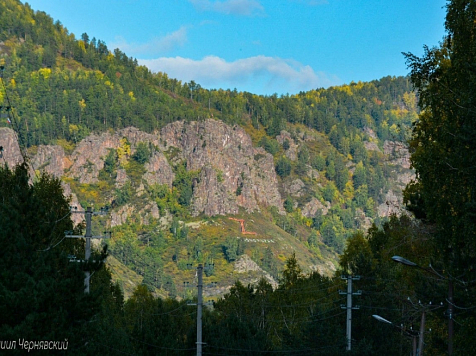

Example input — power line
[65,206,110,293]
[128,335,196,352]
[250,296,346,310]
[90,341,137,355]
[204,342,343,354]
[36,235,67,252]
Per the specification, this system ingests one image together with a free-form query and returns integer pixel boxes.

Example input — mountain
[0,0,415,298]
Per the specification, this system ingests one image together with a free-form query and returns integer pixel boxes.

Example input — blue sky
[25,0,447,95]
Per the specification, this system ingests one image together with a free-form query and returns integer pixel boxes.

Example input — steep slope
[0,0,416,297]
[1,117,411,298]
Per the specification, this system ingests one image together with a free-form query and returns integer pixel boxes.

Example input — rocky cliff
[161,119,283,216]
[1,119,284,221]
[0,119,413,225]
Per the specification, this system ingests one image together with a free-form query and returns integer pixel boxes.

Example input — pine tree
[0,164,102,348]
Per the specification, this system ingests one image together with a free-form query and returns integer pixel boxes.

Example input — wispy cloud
[138,55,339,95]
[189,0,265,16]
[110,26,188,56]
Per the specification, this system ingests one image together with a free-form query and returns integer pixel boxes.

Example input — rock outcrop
[161,119,283,216]
[1,119,284,222]
[234,254,277,288]
[302,197,330,218]
[0,127,23,167]
[144,151,175,188]
[276,130,298,161]
[384,140,411,169]
[31,145,69,177]
[68,127,161,184]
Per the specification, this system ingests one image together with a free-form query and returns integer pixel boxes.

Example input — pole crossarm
[373,314,420,356]
[65,232,111,239]
[64,207,110,294]
[392,255,455,355]
[339,275,361,351]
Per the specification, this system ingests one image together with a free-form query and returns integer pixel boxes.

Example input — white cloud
[110,27,188,56]
[189,0,265,16]
[138,55,340,95]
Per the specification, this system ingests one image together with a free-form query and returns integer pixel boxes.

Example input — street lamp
[372,314,418,356]
[392,255,418,267]
[392,256,454,355]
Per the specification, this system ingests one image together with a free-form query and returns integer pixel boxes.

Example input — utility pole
[418,310,426,356]
[448,280,454,356]
[197,264,203,356]
[185,263,215,356]
[392,256,456,356]
[340,275,361,351]
[65,206,110,293]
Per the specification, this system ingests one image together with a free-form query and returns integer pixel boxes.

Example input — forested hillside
[1,0,415,146]
[2,0,476,354]
[0,0,417,294]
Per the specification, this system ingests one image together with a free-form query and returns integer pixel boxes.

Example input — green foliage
[307,229,319,248]
[311,153,326,171]
[131,142,151,164]
[323,181,338,202]
[282,138,290,150]
[333,154,349,192]
[172,162,196,208]
[259,135,280,155]
[193,236,204,261]
[170,217,181,238]
[261,246,279,278]
[325,161,335,180]
[223,236,244,262]
[294,159,308,176]
[115,180,133,206]
[275,155,292,177]
[216,168,224,183]
[353,161,366,189]
[280,252,302,288]
[98,148,117,183]
[404,0,476,275]
[312,209,324,229]
[284,196,294,213]
[0,163,112,345]
[320,214,345,253]
[124,159,146,184]
[298,146,310,164]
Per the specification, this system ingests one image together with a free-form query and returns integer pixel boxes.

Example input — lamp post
[372,314,418,356]
[392,256,454,355]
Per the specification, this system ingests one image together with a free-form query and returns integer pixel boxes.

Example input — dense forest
[0,0,416,261]
[2,163,474,355]
[2,0,476,354]
[0,0,415,147]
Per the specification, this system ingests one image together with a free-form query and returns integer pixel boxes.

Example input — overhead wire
[90,341,137,355]
[35,210,75,252]
[204,342,343,354]
[128,335,196,352]
[36,235,67,252]
[446,298,476,310]
[260,295,345,309]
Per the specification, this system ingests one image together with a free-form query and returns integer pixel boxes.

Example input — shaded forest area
[0,165,458,355]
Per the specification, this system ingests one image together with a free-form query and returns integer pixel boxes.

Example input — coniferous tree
[0,164,106,350]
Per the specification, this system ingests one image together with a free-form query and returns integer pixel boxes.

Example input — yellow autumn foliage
[117,137,131,161]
